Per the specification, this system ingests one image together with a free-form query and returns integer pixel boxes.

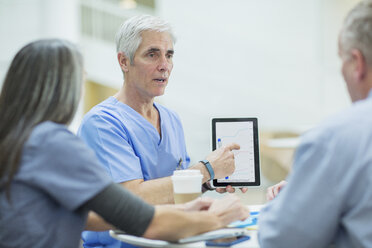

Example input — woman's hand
[207,194,250,226]
[180,197,215,211]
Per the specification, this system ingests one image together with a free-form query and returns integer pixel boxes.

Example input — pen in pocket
[176,157,183,170]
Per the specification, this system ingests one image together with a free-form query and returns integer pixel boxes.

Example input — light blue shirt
[78,97,190,248]
[258,90,372,248]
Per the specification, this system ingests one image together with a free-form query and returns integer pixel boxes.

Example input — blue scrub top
[78,97,190,248]
[0,122,112,248]
[78,97,190,182]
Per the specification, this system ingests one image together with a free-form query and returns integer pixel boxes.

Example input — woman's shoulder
[27,121,81,152]
[31,121,71,140]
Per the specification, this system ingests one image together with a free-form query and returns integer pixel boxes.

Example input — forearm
[121,177,174,204]
[189,162,211,182]
[85,211,114,231]
[84,183,155,236]
[143,205,222,241]
[121,163,212,204]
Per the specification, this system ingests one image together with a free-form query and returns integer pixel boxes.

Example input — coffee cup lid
[173,169,201,176]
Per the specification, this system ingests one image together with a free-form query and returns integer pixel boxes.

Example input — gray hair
[340,0,372,65]
[115,15,176,64]
[0,39,83,198]
[0,39,83,125]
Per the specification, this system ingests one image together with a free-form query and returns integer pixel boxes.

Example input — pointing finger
[226,143,240,151]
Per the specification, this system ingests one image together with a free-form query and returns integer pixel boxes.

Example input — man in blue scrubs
[79,15,242,247]
[259,1,372,247]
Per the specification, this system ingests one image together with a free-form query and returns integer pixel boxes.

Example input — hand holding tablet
[211,118,260,188]
[205,142,240,180]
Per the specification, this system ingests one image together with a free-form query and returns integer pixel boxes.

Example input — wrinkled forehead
[138,30,174,50]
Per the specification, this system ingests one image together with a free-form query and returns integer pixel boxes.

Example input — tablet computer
[212,118,260,187]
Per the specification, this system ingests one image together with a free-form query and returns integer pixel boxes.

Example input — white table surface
[110,205,263,248]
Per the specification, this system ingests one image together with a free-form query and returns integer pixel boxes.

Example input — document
[109,228,249,248]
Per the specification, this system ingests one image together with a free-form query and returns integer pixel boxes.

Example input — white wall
[0,0,82,131]
[0,0,43,85]
[154,0,358,163]
[0,0,80,81]
[0,0,360,161]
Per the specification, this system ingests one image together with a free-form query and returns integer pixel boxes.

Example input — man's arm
[121,160,220,204]
[121,143,240,204]
[121,177,173,204]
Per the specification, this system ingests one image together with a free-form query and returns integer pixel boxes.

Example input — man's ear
[351,49,367,81]
[118,52,130,72]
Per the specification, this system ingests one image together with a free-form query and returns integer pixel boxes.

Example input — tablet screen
[212,118,260,187]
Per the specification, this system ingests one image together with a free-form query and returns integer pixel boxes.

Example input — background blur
[0,0,360,203]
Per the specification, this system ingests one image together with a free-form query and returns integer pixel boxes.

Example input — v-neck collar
[111,97,163,146]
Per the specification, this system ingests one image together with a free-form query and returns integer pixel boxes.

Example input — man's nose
[157,56,170,71]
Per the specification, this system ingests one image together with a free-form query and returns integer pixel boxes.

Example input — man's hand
[206,143,240,179]
[266,180,287,201]
[215,186,248,194]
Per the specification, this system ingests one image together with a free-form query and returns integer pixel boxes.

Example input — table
[110,205,263,248]
[110,230,258,248]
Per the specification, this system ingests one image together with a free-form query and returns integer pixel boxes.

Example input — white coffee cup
[171,170,203,204]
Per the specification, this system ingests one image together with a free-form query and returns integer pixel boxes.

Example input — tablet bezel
[212,118,260,187]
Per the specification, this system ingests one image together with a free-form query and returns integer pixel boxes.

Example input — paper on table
[228,211,259,230]
[178,228,249,243]
[109,228,250,248]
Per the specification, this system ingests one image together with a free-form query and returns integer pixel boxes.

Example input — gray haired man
[259,1,372,247]
[79,15,244,248]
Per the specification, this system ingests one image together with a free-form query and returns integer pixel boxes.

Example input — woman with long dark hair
[0,39,249,248]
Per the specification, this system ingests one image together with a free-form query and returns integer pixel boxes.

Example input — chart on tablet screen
[215,121,255,182]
